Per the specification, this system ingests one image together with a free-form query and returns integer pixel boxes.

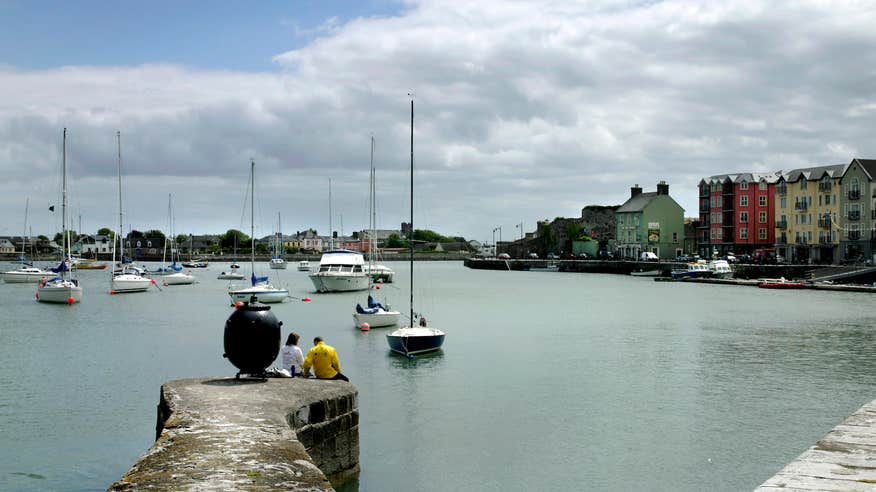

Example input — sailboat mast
[370,136,376,267]
[409,99,414,325]
[329,178,333,249]
[62,128,68,265]
[250,159,255,272]
[22,197,29,262]
[117,131,123,261]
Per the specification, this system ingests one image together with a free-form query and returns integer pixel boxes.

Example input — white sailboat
[110,131,153,294]
[354,136,400,328]
[386,99,445,355]
[269,212,287,269]
[161,194,195,286]
[228,160,289,304]
[2,198,53,283]
[36,128,82,304]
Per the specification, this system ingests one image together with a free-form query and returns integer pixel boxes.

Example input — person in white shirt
[281,332,305,376]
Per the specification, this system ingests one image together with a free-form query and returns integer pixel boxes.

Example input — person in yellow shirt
[301,336,349,381]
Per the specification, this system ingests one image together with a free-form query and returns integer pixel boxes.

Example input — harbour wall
[463,258,819,279]
[109,377,358,491]
[757,398,876,490]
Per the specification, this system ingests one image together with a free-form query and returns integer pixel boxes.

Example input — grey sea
[1,261,875,491]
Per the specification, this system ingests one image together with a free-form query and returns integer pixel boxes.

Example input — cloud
[3,0,876,241]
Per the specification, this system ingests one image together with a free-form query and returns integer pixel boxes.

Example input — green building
[615,181,685,260]
[839,158,876,262]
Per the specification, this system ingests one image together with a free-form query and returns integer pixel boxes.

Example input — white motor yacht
[309,249,369,292]
[297,260,311,271]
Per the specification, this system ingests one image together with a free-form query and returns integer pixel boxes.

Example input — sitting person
[280,332,305,376]
[301,336,349,381]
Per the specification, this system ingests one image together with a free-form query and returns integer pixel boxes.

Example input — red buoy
[151,279,156,284]
[360,322,370,331]
[110,290,116,295]
[67,297,74,304]
[303,297,311,302]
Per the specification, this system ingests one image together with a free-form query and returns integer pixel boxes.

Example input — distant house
[615,181,684,260]
[78,234,112,255]
[0,238,15,254]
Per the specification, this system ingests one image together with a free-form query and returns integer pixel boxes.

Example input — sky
[3,0,876,244]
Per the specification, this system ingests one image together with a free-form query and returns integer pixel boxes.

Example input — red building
[698,173,779,258]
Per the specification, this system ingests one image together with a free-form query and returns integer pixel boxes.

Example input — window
[780,197,787,208]
[800,180,808,190]
[619,215,624,225]
[759,211,767,223]
[759,196,766,207]
[759,228,767,240]
[740,211,749,223]
[717,196,722,207]
[672,232,678,244]
[740,181,749,190]
[740,228,748,239]
[759,181,767,190]
[710,197,715,208]
[740,196,748,207]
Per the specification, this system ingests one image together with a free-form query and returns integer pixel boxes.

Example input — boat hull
[112,275,152,293]
[228,286,289,304]
[630,269,660,277]
[2,271,51,283]
[353,310,401,328]
[217,272,245,280]
[269,260,287,270]
[37,283,82,304]
[386,327,445,355]
[758,282,806,289]
[162,273,196,285]
[309,273,369,293]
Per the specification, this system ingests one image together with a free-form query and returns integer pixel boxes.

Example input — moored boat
[757,277,807,289]
[308,249,369,293]
[707,259,733,279]
[671,261,710,279]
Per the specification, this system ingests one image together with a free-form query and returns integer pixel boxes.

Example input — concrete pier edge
[109,377,359,491]
[757,398,876,491]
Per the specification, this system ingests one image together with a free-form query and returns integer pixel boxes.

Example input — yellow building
[775,164,846,264]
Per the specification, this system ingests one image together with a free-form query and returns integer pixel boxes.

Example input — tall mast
[117,131,123,261]
[250,159,255,272]
[329,178,333,249]
[62,128,68,265]
[409,99,414,325]
[22,197,29,262]
[370,136,376,267]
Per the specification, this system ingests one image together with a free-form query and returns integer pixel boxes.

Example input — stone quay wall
[109,377,358,491]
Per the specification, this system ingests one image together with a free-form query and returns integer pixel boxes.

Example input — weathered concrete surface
[757,398,876,491]
[109,377,358,491]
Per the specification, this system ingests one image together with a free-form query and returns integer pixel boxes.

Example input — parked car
[497,253,511,259]
[640,252,659,262]
[546,253,559,260]
[528,252,539,259]
[577,252,592,259]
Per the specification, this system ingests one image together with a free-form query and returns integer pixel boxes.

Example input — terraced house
[697,172,779,259]
[838,159,876,262]
[774,164,845,264]
[615,182,684,260]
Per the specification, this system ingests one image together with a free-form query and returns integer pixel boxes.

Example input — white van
[640,252,659,262]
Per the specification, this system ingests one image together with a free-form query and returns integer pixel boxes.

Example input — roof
[783,163,847,182]
[701,171,781,185]
[617,191,683,213]
[847,158,876,180]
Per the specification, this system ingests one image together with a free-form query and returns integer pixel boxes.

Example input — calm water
[1,262,875,491]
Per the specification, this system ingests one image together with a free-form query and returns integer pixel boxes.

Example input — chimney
[657,180,669,195]
[630,184,642,198]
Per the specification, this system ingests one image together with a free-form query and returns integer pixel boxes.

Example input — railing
[818,182,831,192]
[849,211,860,221]
[794,201,808,211]
[700,205,709,212]
[795,236,808,245]
[818,218,832,228]
[849,231,861,240]
[849,190,860,200]
[775,220,787,229]
[776,235,787,245]
[699,188,709,198]
[819,236,832,245]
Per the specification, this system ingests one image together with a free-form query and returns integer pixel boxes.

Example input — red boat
[757,278,807,289]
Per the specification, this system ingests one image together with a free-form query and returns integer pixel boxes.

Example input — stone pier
[757,398,876,490]
[109,377,358,491]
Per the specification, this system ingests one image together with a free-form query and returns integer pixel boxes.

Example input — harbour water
[1,261,875,491]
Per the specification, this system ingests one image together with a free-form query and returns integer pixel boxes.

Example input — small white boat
[309,249,369,293]
[269,258,287,270]
[162,271,196,285]
[37,275,81,304]
[37,129,82,305]
[354,295,401,328]
[228,161,289,304]
[297,260,311,271]
[112,272,153,293]
[218,271,245,280]
[708,260,733,279]
[109,131,152,295]
[2,266,53,283]
[364,263,395,283]
[630,268,660,277]
[671,261,710,279]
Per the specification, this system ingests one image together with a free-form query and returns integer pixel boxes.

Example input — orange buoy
[375,285,380,289]
[360,322,370,331]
